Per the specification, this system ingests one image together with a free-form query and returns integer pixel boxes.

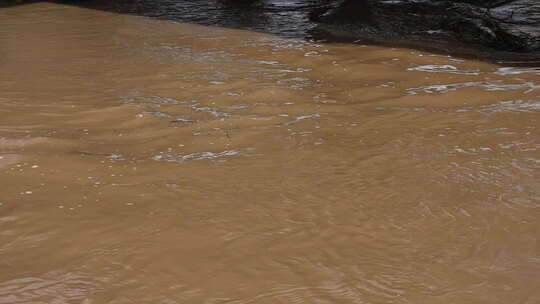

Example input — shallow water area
[1,3,539,304]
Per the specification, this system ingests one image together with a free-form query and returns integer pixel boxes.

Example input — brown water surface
[1,3,539,304]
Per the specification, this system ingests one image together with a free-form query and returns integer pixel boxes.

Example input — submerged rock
[313,0,540,53]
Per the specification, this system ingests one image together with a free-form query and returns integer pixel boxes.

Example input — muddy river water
[1,2,539,304]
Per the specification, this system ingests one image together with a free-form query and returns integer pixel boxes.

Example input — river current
[0,2,539,304]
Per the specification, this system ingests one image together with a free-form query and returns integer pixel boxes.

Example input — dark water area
[56,0,540,64]
[62,0,335,40]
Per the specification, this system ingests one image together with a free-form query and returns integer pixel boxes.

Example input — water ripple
[152,148,255,162]
[407,64,481,75]
[407,80,540,94]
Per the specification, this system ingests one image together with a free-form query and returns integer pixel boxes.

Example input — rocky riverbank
[310,0,539,61]
[5,0,538,61]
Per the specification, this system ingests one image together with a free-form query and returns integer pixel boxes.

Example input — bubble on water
[107,154,124,160]
[304,51,321,57]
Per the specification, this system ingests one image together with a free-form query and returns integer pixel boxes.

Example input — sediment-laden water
[0,2,539,304]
